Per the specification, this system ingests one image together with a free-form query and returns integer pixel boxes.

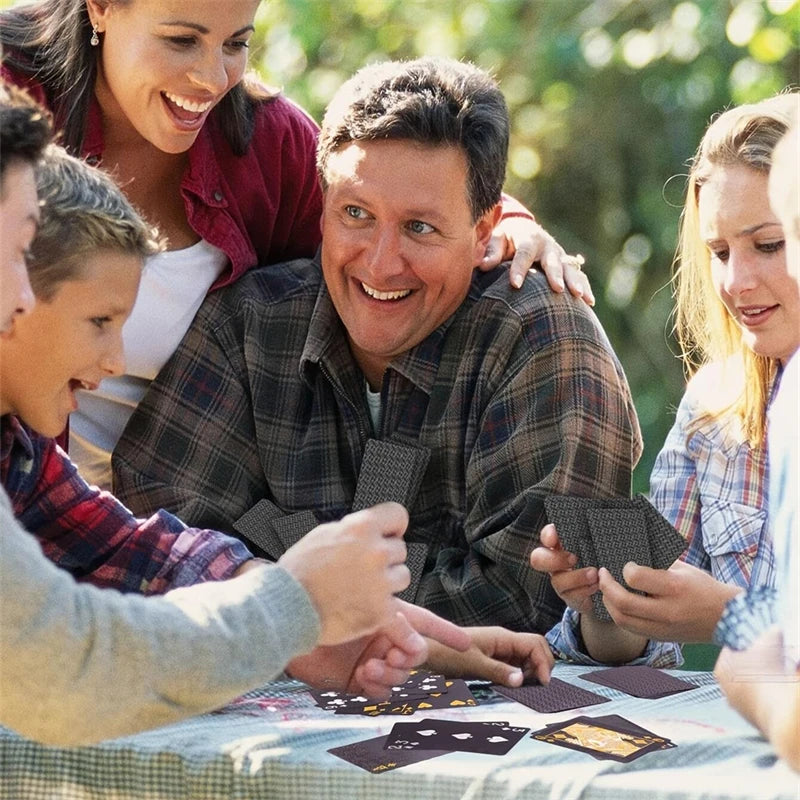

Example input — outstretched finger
[394,602,471,652]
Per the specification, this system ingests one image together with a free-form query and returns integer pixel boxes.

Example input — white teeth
[361,282,411,301]
[742,308,768,316]
[164,92,212,113]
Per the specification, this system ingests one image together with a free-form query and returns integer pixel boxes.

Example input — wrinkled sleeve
[546,607,683,667]
[649,390,709,570]
[714,585,779,650]
[20,434,252,594]
[113,295,266,534]
[415,302,642,633]
[0,488,319,746]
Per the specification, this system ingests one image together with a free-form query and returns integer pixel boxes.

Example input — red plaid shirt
[1,416,252,594]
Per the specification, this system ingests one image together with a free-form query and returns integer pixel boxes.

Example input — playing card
[309,689,391,714]
[589,508,651,620]
[589,509,651,588]
[325,678,476,717]
[492,678,610,713]
[580,666,695,699]
[534,715,675,751]
[544,494,687,622]
[589,715,676,750]
[399,671,448,695]
[636,495,687,569]
[384,719,530,756]
[328,734,447,773]
[543,495,597,566]
[531,717,666,762]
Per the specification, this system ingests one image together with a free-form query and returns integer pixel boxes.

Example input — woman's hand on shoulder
[482,216,594,305]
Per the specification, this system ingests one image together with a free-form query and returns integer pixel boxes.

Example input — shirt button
[213,190,224,202]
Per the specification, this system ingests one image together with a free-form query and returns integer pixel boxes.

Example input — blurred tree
[1,0,795,491]
[248,0,797,492]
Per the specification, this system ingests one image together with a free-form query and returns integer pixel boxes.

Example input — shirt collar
[0,416,34,463]
[81,95,225,207]
[299,256,486,396]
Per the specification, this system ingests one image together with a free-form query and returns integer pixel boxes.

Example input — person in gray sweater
[0,85,471,747]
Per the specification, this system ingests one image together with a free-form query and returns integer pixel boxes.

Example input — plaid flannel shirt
[115,257,642,632]
[0,416,252,594]
[650,368,774,590]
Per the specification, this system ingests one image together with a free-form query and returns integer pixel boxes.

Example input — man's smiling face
[320,138,497,388]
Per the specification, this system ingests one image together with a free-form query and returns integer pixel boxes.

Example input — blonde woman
[534,92,800,666]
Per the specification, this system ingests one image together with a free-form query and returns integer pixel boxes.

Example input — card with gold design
[531,717,668,762]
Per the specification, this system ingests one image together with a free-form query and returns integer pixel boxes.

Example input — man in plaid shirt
[115,58,642,634]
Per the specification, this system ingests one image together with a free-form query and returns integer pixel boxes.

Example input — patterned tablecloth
[1,664,798,800]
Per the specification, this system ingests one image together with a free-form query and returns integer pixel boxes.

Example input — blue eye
[408,220,435,235]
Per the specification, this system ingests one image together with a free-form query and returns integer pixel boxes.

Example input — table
[1,664,798,800]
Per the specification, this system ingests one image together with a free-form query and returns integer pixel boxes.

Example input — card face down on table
[544,494,687,620]
[580,666,695,699]
[491,678,610,713]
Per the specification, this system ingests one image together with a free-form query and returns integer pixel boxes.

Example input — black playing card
[492,678,610,713]
[580,666,695,699]
[348,678,477,716]
[398,671,448,695]
[328,734,447,773]
[589,715,677,750]
[325,678,476,717]
[534,715,675,752]
[384,719,529,756]
[309,689,391,714]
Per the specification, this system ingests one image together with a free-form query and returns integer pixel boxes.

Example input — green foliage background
[249,0,797,493]
[3,0,796,493]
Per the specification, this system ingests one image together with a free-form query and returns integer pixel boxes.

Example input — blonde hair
[27,145,162,301]
[673,92,798,448]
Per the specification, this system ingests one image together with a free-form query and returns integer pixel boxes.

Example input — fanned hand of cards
[531,714,676,762]
[544,494,687,621]
[310,670,477,717]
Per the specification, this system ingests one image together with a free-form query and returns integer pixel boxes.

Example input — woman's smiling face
[700,163,800,365]
[89,0,259,153]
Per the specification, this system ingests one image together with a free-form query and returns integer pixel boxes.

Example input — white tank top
[68,239,227,489]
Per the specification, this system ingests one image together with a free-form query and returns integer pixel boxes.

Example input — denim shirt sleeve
[546,607,684,668]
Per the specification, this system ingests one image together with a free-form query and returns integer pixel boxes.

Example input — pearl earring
[90,25,99,47]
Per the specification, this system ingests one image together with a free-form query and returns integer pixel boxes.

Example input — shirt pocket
[699,499,766,583]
